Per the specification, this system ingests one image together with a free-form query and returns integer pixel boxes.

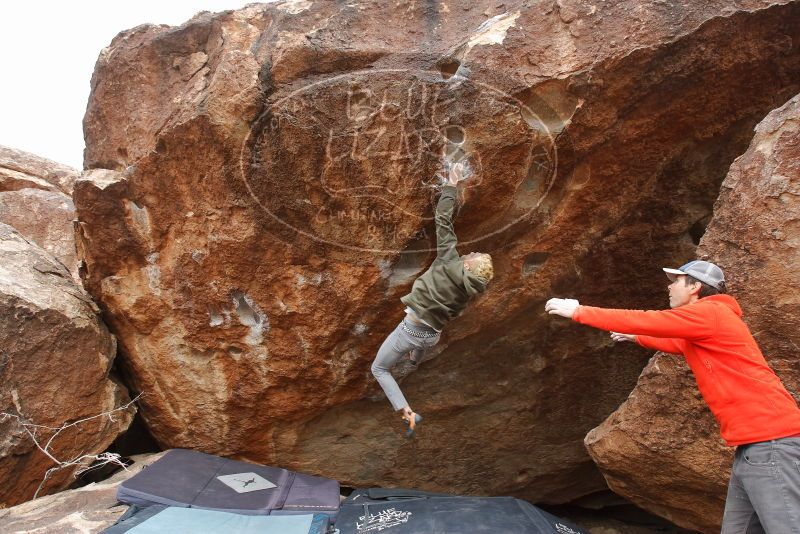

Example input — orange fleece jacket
[573,294,800,446]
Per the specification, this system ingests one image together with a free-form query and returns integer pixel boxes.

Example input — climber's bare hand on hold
[447,161,464,186]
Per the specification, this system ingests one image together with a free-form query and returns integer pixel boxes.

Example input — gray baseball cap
[663,260,725,289]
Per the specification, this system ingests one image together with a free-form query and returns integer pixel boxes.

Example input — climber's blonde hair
[472,254,494,282]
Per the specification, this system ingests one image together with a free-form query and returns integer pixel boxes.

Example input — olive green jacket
[400,185,488,330]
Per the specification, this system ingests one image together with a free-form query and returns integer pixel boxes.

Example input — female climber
[370,161,494,437]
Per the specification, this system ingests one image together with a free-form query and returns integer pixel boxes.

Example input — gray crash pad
[102,505,330,534]
[335,488,589,534]
[116,449,339,517]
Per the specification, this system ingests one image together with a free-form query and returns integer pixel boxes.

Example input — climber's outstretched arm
[436,162,463,261]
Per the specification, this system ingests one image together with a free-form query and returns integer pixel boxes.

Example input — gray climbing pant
[371,319,440,411]
[721,436,800,533]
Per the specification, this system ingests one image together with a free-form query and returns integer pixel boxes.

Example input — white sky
[0,1,261,169]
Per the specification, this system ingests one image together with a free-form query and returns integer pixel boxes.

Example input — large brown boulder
[585,354,731,533]
[75,0,800,504]
[585,92,800,533]
[0,146,80,280]
[0,223,134,507]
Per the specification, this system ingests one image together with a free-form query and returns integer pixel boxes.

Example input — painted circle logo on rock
[240,68,573,254]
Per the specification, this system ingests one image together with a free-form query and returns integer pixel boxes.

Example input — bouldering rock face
[0,223,134,506]
[583,92,800,533]
[0,146,80,281]
[76,0,800,504]
[585,355,731,533]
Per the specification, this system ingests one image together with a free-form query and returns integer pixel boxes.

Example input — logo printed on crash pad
[216,472,276,493]
[357,508,412,532]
